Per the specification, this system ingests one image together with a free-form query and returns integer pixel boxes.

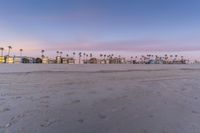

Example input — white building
[42,57,49,64]
[0,56,5,63]
[5,56,14,64]
[14,56,23,64]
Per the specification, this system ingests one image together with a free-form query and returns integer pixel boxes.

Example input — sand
[0,64,200,133]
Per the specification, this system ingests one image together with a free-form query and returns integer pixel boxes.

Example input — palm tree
[60,51,63,57]
[83,53,86,62]
[131,56,133,64]
[164,54,168,64]
[73,52,76,57]
[79,52,82,64]
[175,55,178,62]
[140,58,142,64]
[56,51,59,57]
[181,56,184,60]
[135,56,138,61]
[99,54,103,64]
[8,46,12,56]
[0,47,4,56]
[147,54,151,59]
[72,52,76,63]
[104,54,106,60]
[86,54,88,64]
[19,49,23,56]
[169,55,173,64]
[41,50,45,58]
[181,56,186,64]
[118,55,121,64]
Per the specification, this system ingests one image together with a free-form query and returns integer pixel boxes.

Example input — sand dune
[0,64,200,133]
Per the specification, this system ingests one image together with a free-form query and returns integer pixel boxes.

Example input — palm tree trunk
[8,49,10,56]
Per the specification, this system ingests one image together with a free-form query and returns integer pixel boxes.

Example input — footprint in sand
[3,114,26,129]
[65,92,75,96]
[3,108,10,112]
[40,96,50,99]
[37,100,49,108]
[66,100,81,105]
[0,108,10,113]
[194,97,198,100]
[0,98,5,101]
[77,119,84,124]
[143,129,149,133]
[40,119,59,127]
[106,88,114,91]
[181,88,187,91]
[71,100,81,104]
[11,96,22,100]
[98,114,107,120]
[192,110,199,114]
[88,91,97,94]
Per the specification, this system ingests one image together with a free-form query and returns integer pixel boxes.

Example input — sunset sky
[0,0,200,59]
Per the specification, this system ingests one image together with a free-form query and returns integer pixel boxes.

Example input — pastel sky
[0,0,200,58]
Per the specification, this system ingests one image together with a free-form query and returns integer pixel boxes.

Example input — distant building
[28,57,36,63]
[56,57,75,64]
[13,56,35,64]
[128,60,137,64]
[35,58,42,63]
[121,58,126,64]
[109,57,122,64]
[0,56,5,63]
[48,58,56,64]
[42,57,49,64]
[13,56,23,64]
[89,58,98,64]
[5,56,14,64]
[83,59,87,64]
[100,59,106,64]
[56,56,62,64]
[67,57,75,64]
[148,60,156,64]
[62,58,68,64]
[23,58,31,63]
[173,60,188,64]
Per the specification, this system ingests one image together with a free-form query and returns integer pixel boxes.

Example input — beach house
[48,58,56,64]
[56,56,62,64]
[35,58,42,63]
[89,58,98,64]
[67,57,75,64]
[42,57,49,64]
[109,57,122,64]
[62,58,68,64]
[13,56,23,64]
[0,56,5,63]
[5,56,14,64]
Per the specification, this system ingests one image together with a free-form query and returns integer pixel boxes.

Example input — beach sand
[0,64,200,133]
